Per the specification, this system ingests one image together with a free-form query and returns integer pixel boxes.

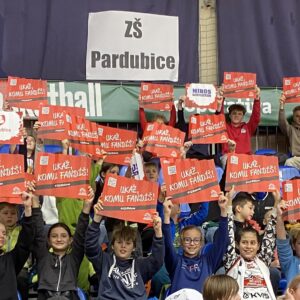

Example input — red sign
[161,158,220,203]
[283,77,300,103]
[5,77,48,109]
[100,174,158,224]
[223,72,256,98]
[225,154,280,192]
[0,79,7,110]
[37,105,85,140]
[0,154,25,197]
[185,83,217,109]
[143,123,185,158]
[35,152,91,199]
[282,180,300,221]
[97,125,137,165]
[0,197,22,205]
[0,111,24,145]
[189,114,228,144]
[139,82,173,111]
[65,115,101,156]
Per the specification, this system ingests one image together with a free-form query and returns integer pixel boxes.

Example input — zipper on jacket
[56,257,62,292]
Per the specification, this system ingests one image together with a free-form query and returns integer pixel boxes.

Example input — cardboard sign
[283,77,300,103]
[35,152,91,199]
[223,72,256,98]
[0,197,22,205]
[0,154,25,197]
[185,83,217,109]
[282,180,300,221]
[65,115,101,156]
[37,105,85,140]
[100,174,158,223]
[139,82,173,111]
[0,111,24,145]
[189,114,228,144]
[6,77,48,109]
[161,158,220,203]
[225,154,280,192]
[143,123,185,158]
[97,125,137,165]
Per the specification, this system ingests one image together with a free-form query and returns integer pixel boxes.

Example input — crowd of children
[0,87,300,300]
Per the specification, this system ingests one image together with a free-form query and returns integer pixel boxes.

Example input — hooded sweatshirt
[85,220,164,300]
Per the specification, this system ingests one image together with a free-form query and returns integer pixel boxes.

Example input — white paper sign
[86,11,179,81]
[0,111,23,144]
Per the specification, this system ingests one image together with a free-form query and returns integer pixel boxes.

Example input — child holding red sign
[279,93,300,169]
[276,201,300,285]
[162,194,229,295]
[85,200,164,300]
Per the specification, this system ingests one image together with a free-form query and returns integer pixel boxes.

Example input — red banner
[0,197,22,204]
[35,152,91,199]
[161,158,220,203]
[223,72,256,98]
[143,123,185,158]
[0,111,24,145]
[0,154,25,197]
[37,105,85,140]
[139,82,173,111]
[185,83,217,109]
[100,174,158,224]
[189,114,228,144]
[225,154,280,192]
[65,115,101,156]
[283,77,300,103]
[282,180,300,221]
[97,125,137,165]
[5,77,48,109]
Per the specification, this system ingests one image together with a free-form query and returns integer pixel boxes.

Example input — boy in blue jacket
[162,194,229,295]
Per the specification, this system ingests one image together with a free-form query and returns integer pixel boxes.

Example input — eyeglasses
[182,237,202,245]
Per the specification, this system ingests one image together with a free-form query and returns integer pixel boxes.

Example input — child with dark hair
[85,200,164,300]
[224,198,278,300]
[32,186,94,300]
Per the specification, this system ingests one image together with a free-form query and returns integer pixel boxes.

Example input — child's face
[229,110,244,125]
[0,206,18,228]
[237,202,254,221]
[237,232,260,261]
[181,229,202,258]
[144,165,159,182]
[113,238,134,260]
[0,223,7,248]
[48,227,72,253]
[292,237,300,258]
[26,135,36,151]
[101,166,119,179]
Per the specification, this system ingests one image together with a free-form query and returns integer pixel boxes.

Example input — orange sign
[185,83,217,109]
[189,114,228,144]
[100,174,158,223]
[161,158,220,204]
[37,105,85,140]
[0,111,24,145]
[0,154,25,197]
[282,180,300,221]
[35,152,91,199]
[139,82,173,111]
[97,125,137,165]
[143,123,185,158]
[0,197,22,204]
[283,77,300,103]
[223,72,256,98]
[225,154,280,192]
[6,77,48,109]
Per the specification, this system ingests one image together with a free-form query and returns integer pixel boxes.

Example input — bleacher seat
[255,148,277,155]
[216,166,223,182]
[0,144,10,153]
[279,165,300,181]
[77,287,87,300]
[44,144,63,153]
[119,165,128,176]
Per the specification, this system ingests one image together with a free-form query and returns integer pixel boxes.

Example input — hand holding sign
[82,186,95,214]
[20,191,33,217]
[218,192,229,217]
[163,198,174,224]
[152,215,163,238]
[94,198,104,222]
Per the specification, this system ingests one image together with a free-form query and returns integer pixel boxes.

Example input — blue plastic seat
[279,165,300,181]
[17,291,22,300]
[77,287,87,300]
[0,144,10,153]
[44,144,63,153]
[255,148,277,155]
[215,166,223,183]
[119,165,128,176]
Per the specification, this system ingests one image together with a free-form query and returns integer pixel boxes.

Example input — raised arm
[247,85,261,134]
[168,103,176,127]
[278,93,290,136]
[180,202,209,228]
